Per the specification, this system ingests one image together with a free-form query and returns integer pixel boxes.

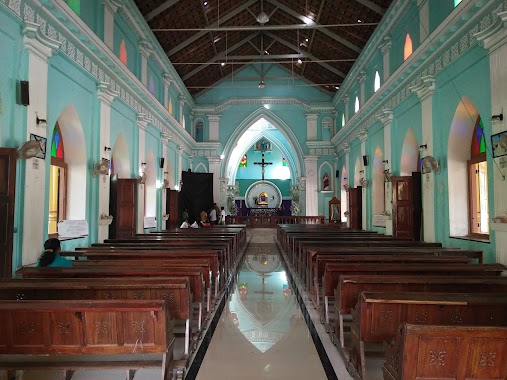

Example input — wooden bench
[0,299,176,380]
[382,324,507,380]
[333,275,507,348]
[350,292,507,380]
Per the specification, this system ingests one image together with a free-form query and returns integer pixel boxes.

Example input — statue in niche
[323,172,330,191]
[258,191,268,206]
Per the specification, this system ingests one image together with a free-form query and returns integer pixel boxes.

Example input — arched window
[195,119,204,142]
[119,39,127,65]
[48,123,67,235]
[148,77,155,95]
[341,114,345,127]
[404,34,413,61]
[354,96,360,113]
[454,0,463,7]
[168,98,173,115]
[468,116,489,235]
[67,0,80,15]
[374,71,380,92]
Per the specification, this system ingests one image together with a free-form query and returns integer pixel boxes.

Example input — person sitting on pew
[200,210,210,227]
[36,238,73,267]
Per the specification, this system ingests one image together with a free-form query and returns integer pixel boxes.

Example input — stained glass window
[471,116,486,156]
[404,34,413,61]
[67,0,80,15]
[239,154,247,168]
[119,40,127,65]
[51,124,64,159]
[282,157,287,167]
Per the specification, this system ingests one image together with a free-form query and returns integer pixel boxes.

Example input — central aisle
[195,229,328,380]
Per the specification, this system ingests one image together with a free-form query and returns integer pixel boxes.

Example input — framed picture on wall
[491,131,507,158]
[30,133,47,159]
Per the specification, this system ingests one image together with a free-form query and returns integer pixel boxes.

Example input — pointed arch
[111,133,131,179]
[119,39,127,65]
[194,162,208,173]
[404,34,413,61]
[400,128,419,176]
[374,71,381,92]
[354,96,360,113]
[168,98,173,115]
[223,108,304,185]
[341,114,345,127]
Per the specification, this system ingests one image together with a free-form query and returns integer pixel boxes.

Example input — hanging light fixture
[258,33,266,88]
[256,0,269,24]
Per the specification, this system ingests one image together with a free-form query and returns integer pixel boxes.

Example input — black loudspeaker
[159,157,165,169]
[336,169,340,178]
[17,80,29,106]
[363,155,369,166]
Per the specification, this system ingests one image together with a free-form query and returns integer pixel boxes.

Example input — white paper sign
[144,216,157,229]
[372,215,386,227]
[58,220,89,237]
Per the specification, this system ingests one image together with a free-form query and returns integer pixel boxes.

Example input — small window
[341,114,345,127]
[48,123,67,235]
[454,0,463,7]
[354,96,359,113]
[119,39,127,65]
[240,154,247,168]
[374,71,380,92]
[468,116,489,235]
[404,34,413,61]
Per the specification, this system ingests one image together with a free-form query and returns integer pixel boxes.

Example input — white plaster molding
[358,129,368,143]
[208,115,221,122]
[377,109,393,126]
[97,82,119,105]
[137,113,149,130]
[160,131,172,144]
[341,143,351,153]
[102,0,123,14]
[163,72,172,87]
[357,71,366,84]
[379,36,392,55]
[475,11,507,52]
[139,39,153,59]
[193,98,334,114]
[409,75,435,101]
[23,21,61,61]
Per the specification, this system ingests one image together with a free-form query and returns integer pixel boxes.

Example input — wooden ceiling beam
[302,0,326,76]
[354,0,386,16]
[265,0,361,54]
[145,0,181,22]
[167,0,258,56]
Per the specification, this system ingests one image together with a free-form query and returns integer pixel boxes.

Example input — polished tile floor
[195,230,329,380]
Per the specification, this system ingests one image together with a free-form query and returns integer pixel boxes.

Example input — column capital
[160,131,172,144]
[23,22,61,61]
[342,94,350,103]
[207,156,222,165]
[379,36,392,55]
[208,114,221,122]
[97,82,119,105]
[306,113,318,121]
[341,143,351,153]
[139,39,153,59]
[137,113,149,130]
[163,73,172,87]
[409,75,435,101]
[357,129,368,143]
[357,71,366,84]
[377,108,393,126]
[102,0,123,14]
[475,11,507,52]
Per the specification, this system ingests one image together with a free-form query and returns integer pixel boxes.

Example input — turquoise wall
[366,121,385,232]
[111,100,138,177]
[235,144,289,184]
[114,12,139,78]
[429,0,455,34]
[390,3,420,75]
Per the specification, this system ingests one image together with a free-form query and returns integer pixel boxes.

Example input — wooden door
[166,189,179,230]
[109,176,137,239]
[412,172,422,241]
[392,176,413,239]
[0,149,17,278]
[348,187,362,230]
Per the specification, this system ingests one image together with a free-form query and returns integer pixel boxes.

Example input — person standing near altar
[209,205,217,225]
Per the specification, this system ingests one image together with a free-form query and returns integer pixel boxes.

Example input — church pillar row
[102,0,120,50]
[358,130,368,231]
[379,37,392,81]
[208,115,220,142]
[304,156,318,216]
[139,40,152,87]
[306,114,318,141]
[378,109,393,235]
[21,23,60,265]
[207,156,222,205]
[97,83,118,243]
[476,14,507,265]
[417,0,430,43]
[358,71,366,107]
[137,115,147,234]
[343,144,351,228]
[410,76,436,242]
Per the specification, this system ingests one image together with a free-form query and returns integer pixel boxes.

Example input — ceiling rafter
[302,0,326,76]
[145,0,181,22]
[265,32,346,78]
[167,0,259,57]
[354,0,386,15]
[199,0,224,77]
[265,0,362,54]
[182,32,260,81]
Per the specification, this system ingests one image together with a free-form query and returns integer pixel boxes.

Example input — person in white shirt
[219,206,226,225]
[209,203,217,224]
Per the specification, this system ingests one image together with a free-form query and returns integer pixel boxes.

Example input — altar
[244,181,283,210]
[249,208,278,216]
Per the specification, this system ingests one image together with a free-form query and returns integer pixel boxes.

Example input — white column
[163,73,172,110]
[410,76,435,242]
[139,40,152,87]
[21,22,60,265]
[358,130,368,231]
[358,71,366,107]
[219,177,229,211]
[475,13,507,265]
[298,177,307,216]
[343,95,350,123]
[342,144,351,227]
[208,115,220,142]
[137,114,148,234]
[97,82,118,243]
[304,156,318,216]
[417,0,429,43]
[178,96,186,130]
[161,131,171,230]
[379,37,392,81]
[207,156,222,204]
[378,109,393,236]
[102,0,121,50]
[306,114,318,141]
[177,147,184,190]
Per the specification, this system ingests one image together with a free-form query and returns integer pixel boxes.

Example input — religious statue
[323,172,330,191]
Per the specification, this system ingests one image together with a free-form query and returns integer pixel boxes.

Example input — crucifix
[254,153,273,181]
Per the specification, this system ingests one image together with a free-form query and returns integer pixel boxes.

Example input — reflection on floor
[196,232,328,380]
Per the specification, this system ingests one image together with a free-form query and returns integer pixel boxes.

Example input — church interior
[0,0,507,379]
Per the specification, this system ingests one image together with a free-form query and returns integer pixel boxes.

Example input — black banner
[179,171,214,223]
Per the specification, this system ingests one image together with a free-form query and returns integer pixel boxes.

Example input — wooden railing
[225,215,325,227]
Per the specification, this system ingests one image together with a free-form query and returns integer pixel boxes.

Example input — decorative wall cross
[253,153,273,181]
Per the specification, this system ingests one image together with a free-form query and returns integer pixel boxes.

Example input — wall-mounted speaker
[362,155,369,166]
[335,169,339,178]
[17,80,29,106]
[159,157,165,169]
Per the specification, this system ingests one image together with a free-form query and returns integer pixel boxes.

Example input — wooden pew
[333,275,507,348]
[0,277,194,357]
[350,292,507,380]
[382,324,507,380]
[0,300,175,380]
